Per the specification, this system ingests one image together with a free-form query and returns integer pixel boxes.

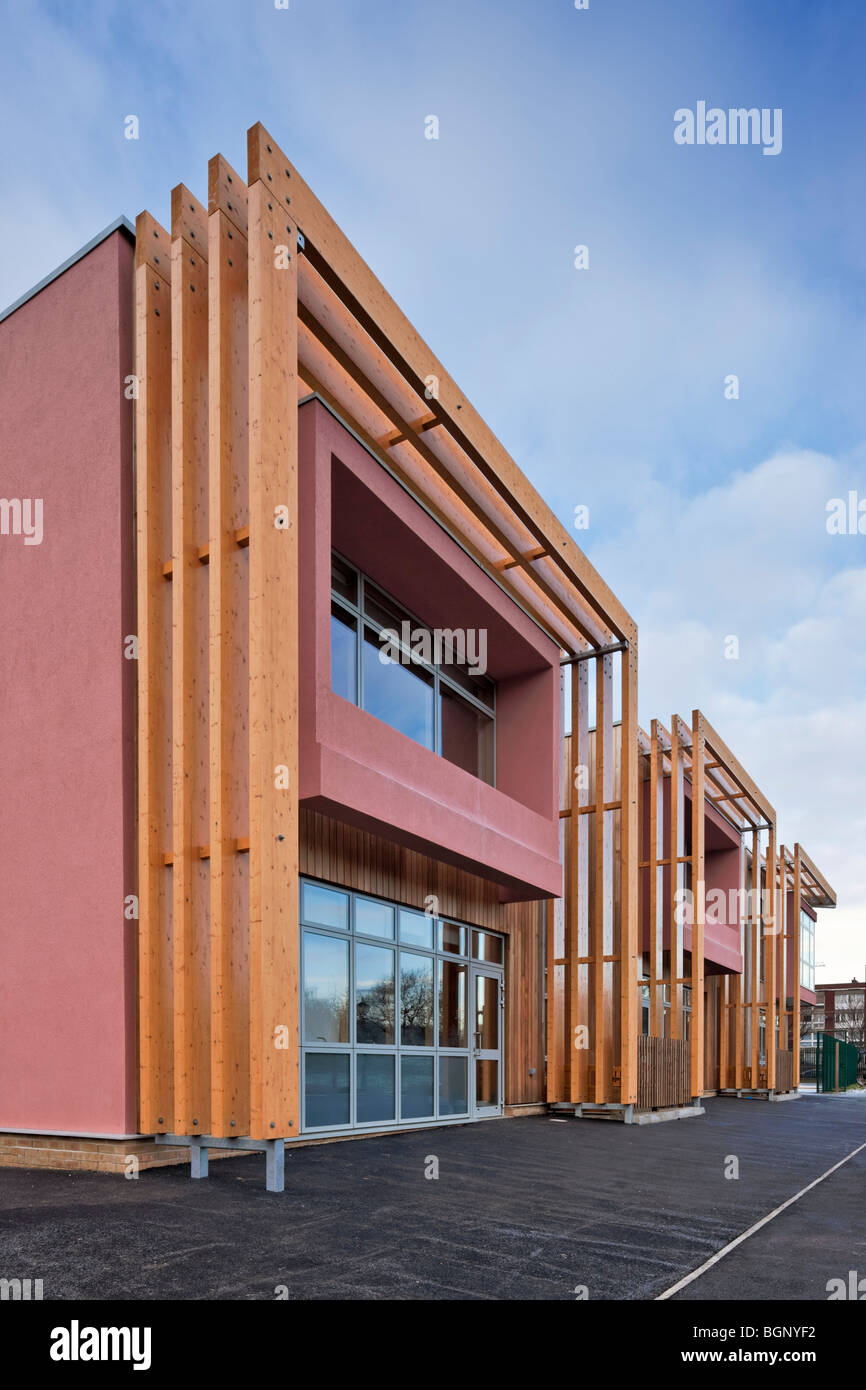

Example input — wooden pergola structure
[134,123,640,1146]
[632,711,777,1104]
[780,844,836,1087]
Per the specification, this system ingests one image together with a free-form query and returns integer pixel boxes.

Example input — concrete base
[550,1101,705,1125]
[631,1104,706,1125]
[718,1088,803,1103]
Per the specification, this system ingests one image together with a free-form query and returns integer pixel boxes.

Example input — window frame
[330,550,497,786]
[300,878,504,1135]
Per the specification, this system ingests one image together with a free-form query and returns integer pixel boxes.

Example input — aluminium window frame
[330,549,497,786]
[299,878,504,1136]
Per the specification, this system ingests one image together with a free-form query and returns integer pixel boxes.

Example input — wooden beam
[208,154,251,1137]
[170,187,211,1137]
[570,659,590,1102]
[689,711,705,1098]
[668,716,685,1040]
[593,655,614,1102]
[765,820,777,1090]
[134,213,174,1134]
[247,122,635,646]
[620,641,639,1105]
[648,720,664,1036]
[247,136,300,1140]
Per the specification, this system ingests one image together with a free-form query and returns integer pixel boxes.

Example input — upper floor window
[800,909,815,993]
[330,552,496,786]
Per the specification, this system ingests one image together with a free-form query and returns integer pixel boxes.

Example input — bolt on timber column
[247,127,300,1140]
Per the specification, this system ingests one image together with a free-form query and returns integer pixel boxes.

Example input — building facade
[0,124,837,1179]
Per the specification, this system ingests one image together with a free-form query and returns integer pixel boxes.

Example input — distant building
[802,980,865,1049]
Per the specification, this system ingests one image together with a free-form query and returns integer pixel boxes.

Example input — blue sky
[1,0,863,975]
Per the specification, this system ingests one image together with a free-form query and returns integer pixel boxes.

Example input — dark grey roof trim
[0,215,135,325]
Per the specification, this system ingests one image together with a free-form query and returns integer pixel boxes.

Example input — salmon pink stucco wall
[297,398,562,901]
[0,230,137,1135]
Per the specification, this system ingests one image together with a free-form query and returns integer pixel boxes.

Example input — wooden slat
[765,821,777,1089]
[593,655,614,1102]
[170,194,211,1136]
[619,643,639,1104]
[689,711,705,1098]
[637,1037,690,1109]
[750,830,760,1084]
[135,216,174,1133]
[648,719,663,1036]
[569,661,590,1101]
[247,153,300,1139]
[793,846,802,1086]
[668,716,685,1039]
[208,156,250,1136]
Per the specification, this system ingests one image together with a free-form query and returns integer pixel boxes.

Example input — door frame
[470,963,505,1117]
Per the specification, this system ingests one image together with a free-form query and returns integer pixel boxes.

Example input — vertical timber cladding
[135,132,301,1141]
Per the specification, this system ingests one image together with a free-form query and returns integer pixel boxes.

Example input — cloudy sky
[1,0,863,977]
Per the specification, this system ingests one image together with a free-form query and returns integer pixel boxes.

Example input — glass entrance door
[471,967,503,1117]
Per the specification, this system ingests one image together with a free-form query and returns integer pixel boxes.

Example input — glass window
[303,932,349,1044]
[439,1056,468,1116]
[300,879,503,1135]
[357,1054,395,1124]
[439,960,467,1047]
[355,943,395,1045]
[362,626,434,749]
[331,553,358,606]
[472,930,503,965]
[400,952,434,1046]
[400,909,433,950]
[330,553,497,787]
[355,897,394,940]
[439,921,466,956]
[305,1053,350,1128]
[330,604,357,703]
[302,882,348,931]
[440,686,494,784]
[401,1055,434,1119]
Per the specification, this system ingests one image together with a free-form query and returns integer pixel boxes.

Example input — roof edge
[0,215,135,325]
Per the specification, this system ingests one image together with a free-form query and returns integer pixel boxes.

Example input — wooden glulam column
[170,185,211,1137]
[247,127,300,1140]
[793,846,802,1087]
[648,720,664,1037]
[592,654,614,1102]
[749,829,760,1086]
[569,657,590,1101]
[689,711,706,1099]
[778,847,789,1057]
[135,211,174,1134]
[765,820,777,1089]
[668,717,685,1041]
[619,640,639,1105]
[208,155,251,1136]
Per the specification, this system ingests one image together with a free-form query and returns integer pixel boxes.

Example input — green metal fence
[814,1033,860,1092]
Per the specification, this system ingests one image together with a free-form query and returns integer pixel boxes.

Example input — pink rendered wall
[0,231,137,1135]
[298,398,561,901]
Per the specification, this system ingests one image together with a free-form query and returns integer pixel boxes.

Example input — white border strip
[656,1141,866,1300]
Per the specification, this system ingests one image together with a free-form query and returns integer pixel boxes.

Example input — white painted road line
[655,1141,866,1300]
